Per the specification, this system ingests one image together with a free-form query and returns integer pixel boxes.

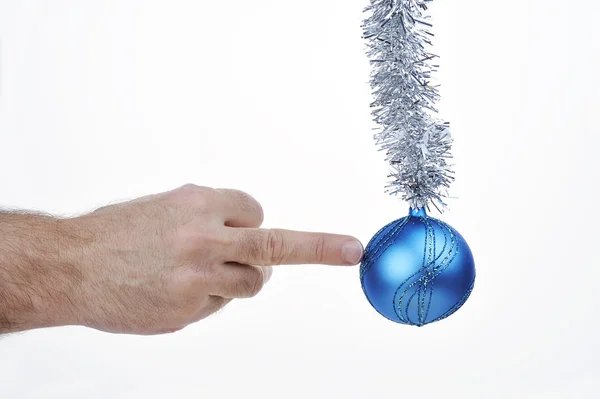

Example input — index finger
[225,228,364,266]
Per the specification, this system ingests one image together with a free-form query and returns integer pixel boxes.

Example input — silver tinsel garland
[363,0,454,211]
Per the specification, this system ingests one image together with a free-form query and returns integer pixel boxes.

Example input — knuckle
[177,184,213,200]
[243,268,264,297]
[180,183,202,192]
[252,200,265,225]
[222,189,264,224]
[233,189,256,206]
[171,185,216,212]
[225,188,247,199]
[314,235,326,263]
[266,229,286,265]
[238,191,264,220]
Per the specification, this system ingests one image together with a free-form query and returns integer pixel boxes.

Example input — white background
[1,0,599,398]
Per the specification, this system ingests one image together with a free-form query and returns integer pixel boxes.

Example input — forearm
[0,211,80,333]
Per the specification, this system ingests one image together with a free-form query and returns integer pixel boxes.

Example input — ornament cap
[409,207,427,217]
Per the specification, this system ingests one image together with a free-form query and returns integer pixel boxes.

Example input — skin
[0,184,364,335]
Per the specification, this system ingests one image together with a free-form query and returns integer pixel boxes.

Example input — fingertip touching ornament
[360,208,475,326]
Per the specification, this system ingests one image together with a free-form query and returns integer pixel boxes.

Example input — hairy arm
[0,185,363,335]
[0,212,80,333]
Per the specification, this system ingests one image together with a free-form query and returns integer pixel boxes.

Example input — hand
[59,184,364,335]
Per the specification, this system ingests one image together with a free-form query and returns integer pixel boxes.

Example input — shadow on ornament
[360,208,475,326]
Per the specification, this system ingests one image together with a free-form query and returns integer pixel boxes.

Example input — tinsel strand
[363,0,454,211]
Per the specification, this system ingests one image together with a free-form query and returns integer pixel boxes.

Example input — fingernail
[263,266,273,284]
[341,240,364,265]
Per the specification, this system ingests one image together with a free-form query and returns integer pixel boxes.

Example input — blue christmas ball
[360,208,475,326]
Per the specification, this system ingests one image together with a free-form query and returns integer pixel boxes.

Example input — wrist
[0,213,84,332]
[53,217,92,329]
[56,214,116,330]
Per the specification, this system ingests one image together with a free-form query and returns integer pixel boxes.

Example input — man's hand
[0,185,363,335]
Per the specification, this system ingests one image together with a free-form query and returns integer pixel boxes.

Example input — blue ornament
[360,208,475,326]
